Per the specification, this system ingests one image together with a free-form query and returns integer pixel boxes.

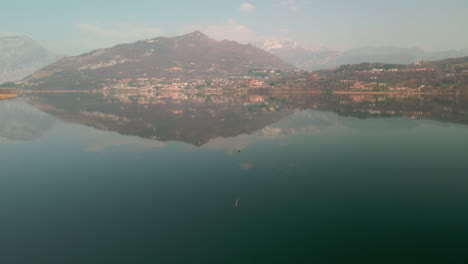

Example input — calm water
[1,92,468,263]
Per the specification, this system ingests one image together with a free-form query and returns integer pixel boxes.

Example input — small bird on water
[235,197,240,208]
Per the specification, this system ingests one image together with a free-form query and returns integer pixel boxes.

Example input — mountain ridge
[22,31,294,90]
[0,36,61,84]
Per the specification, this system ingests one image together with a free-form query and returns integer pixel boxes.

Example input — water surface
[1,93,468,263]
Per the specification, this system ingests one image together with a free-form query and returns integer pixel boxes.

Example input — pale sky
[2,0,467,55]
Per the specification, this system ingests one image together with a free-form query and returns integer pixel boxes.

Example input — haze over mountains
[3,31,467,91]
[0,36,60,84]
[253,39,468,71]
[22,31,293,89]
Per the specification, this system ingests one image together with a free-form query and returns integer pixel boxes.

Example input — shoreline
[252,90,458,95]
[16,90,92,94]
[0,94,17,100]
[9,89,464,96]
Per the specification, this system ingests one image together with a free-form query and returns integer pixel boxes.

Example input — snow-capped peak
[252,39,301,52]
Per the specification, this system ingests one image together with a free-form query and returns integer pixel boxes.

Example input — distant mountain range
[22,31,293,90]
[253,39,468,71]
[8,32,468,92]
[0,36,61,84]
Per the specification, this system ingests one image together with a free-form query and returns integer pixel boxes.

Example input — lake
[1,92,468,263]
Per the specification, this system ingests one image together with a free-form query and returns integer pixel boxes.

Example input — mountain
[253,39,468,71]
[23,31,294,90]
[253,39,303,53]
[0,36,61,84]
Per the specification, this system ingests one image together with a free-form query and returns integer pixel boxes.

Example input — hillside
[0,36,61,84]
[264,57,468,92]
[22,31,294,90]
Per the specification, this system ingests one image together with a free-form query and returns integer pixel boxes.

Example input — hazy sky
[2,0,467,55]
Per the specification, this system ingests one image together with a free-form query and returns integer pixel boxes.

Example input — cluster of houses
[364,67,435,73]
[341,79,413,92]
[100,74,273,95]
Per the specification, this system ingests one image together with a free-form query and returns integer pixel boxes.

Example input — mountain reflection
[25,92,293,146]
[0,100,55,141]
[24,91,468,146]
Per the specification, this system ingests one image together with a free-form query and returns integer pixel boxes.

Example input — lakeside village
[93,61,464,100]
[95,63,441,100]
[93,67,299,104]
[95,78,276,107]
[92,73,441,121]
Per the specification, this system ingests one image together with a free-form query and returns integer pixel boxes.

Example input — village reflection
[23,90,468,146]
